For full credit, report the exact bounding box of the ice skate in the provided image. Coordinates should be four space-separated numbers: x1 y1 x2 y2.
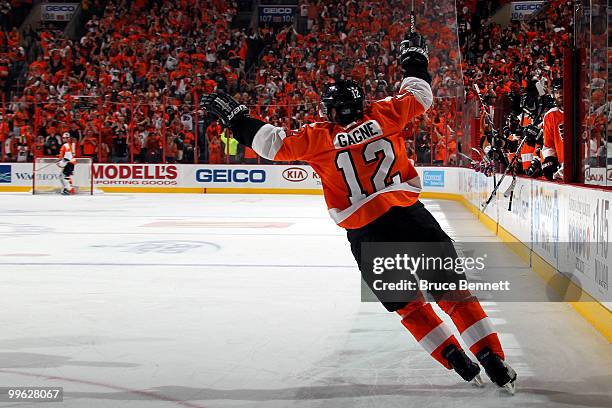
476 347 517 395
442 344 484 387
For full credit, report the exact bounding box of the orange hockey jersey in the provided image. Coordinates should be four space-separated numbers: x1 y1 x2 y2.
516 114 536 172
542 107 564 164
59 142 77 164
251 77 433 229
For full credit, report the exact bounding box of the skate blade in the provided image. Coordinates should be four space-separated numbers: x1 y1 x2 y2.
501 380 516 395
471 374 485 388
501 362 517 395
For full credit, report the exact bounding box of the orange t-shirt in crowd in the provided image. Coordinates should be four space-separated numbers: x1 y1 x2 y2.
208 137 222 164
81 137 98 156
249 78 432 229
13 111 27 127
183 131 195 146
435 141 446 162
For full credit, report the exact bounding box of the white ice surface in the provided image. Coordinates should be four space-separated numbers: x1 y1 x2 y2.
0 194 610 408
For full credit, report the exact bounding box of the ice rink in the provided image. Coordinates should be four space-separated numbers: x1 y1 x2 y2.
0 193 610 408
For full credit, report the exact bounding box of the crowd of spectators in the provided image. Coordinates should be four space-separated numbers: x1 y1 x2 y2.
0 0 32 103
0 0 576 167
2 0 252 163
1 0 467 165
247 0 464 164
459 0 572 112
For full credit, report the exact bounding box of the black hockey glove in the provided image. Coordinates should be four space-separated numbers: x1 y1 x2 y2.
201 93 249 128
400 33 429 68
399 33 430 82
514 159 525 175
505 138 518 152
503 125 512 139
541 156 559 181
526 156 542 178
523 125 541 147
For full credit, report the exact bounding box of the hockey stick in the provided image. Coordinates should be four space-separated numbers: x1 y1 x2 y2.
473 85 498 131
472 85 515 154
473 84 503 187
458 151 485 171
481 139 524 211
503 176 517 198
504 102 527 206
481 121 524 211
410 1 416 34
458 151 477 167
471 147 492 164
472 83 520 211
482 95 546 212
504 173 517 211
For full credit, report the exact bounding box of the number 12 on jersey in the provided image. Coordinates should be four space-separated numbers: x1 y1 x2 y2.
335 138 401 206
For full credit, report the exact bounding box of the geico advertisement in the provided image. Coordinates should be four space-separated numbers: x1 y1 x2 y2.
190 165 321 188
90 164 322 189
93 164 179 186
195 167 266 184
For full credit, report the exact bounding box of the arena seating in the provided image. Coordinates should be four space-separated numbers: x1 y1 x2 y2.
0 0 573 168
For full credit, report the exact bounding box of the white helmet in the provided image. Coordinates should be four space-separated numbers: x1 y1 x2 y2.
62 132 70 139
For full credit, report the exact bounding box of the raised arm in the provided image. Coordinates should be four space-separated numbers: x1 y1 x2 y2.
201 93 312 162
370 31 433 129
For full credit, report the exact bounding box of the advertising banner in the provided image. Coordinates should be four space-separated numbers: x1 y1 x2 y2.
258 5 297 25
511 1 545 20
1 163 35 186
0 164 11 183
422 170 446 188
0 163 324 191
41 3 79 21
188 165 321 190
555 183 610 307
531 181 561 266
497 176 532 244
94 164 180 187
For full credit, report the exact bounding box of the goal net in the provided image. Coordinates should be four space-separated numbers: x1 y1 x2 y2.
32 157 94 195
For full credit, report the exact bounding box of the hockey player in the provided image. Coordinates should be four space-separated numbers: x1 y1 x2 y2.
203 32 517 393
58 132 77 195
541 79 564 180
